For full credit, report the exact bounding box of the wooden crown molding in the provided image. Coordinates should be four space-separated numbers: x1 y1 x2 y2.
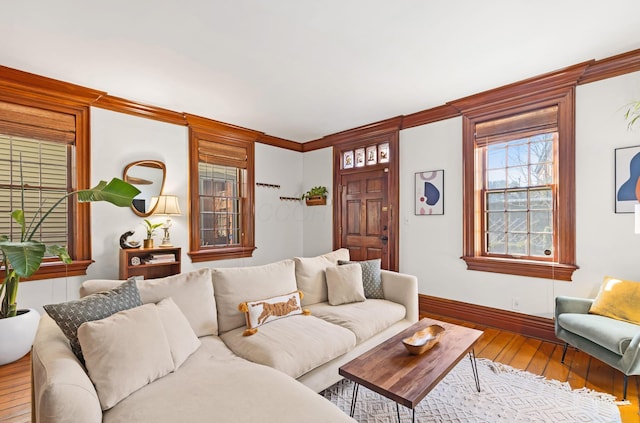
0 65 104 106
185 113 264 142
93 94 187 126
449 62 591 115
402 104 460 130
303 116 403 151
579 48 640 85
2 48 639 152
257 134 303 152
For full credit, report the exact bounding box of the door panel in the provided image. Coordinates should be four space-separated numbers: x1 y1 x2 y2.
340 169 389 269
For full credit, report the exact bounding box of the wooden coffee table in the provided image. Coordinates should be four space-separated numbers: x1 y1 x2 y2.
338 317 483 422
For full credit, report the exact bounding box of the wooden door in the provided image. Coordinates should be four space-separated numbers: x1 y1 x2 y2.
340 169 391 269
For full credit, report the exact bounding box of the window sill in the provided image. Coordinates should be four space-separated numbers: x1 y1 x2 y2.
188 246 256 263
1 260 94 282
461 256 577 281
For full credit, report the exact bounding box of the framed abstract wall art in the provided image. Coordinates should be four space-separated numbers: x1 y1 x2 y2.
415 170 444 215
614 145 640 213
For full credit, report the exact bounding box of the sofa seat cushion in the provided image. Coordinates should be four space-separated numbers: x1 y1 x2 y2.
307 299 406 344
558 313 640 355
103 347 355 423
219 315 356 379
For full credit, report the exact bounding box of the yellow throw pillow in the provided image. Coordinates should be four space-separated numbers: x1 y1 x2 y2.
238 290 309 336
588 276 640 325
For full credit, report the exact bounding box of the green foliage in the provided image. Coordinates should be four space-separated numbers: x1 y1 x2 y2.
625 100 640 130
0 178 140 318
143 219 164 239
301 186 329 200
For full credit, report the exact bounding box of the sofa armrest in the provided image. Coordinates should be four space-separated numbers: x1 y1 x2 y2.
32 316 102 423
555 296 594 320
380 270 418 323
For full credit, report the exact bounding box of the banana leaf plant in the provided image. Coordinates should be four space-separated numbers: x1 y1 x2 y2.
625 100 640 129
0 178 140 318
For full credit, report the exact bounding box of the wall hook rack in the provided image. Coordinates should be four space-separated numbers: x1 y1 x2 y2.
279 196 302 201
256 182 280 189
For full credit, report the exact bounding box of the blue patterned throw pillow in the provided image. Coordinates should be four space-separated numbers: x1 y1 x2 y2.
338 259 384 299
44 278 142 363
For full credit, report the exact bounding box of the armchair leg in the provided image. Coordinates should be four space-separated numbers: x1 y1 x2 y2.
561 343 568 364
623 375 628 401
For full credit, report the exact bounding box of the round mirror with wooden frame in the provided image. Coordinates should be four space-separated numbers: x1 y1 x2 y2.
123 160 166 217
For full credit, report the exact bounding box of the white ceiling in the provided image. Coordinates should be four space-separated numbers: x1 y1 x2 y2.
2 1 640 142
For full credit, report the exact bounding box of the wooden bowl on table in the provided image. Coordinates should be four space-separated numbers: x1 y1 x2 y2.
402 324 445 355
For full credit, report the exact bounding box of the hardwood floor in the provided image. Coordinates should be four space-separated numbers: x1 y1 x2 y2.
0 353 31 423
1 313 637 422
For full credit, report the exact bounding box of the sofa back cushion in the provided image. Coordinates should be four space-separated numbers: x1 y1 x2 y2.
80 268 218 337
78 303 175 410
211 259 298 334
294 249 350 306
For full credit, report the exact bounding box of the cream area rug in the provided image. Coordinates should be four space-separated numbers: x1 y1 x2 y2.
322 358 621 422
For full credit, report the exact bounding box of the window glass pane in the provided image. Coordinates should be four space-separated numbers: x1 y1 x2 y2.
530 138 553 164
198 161 242 248
507 141 528 166
529 163 553 186
487 212 505 232
530 189 552 210
486 169 506 189
507 166 528 188
507 211 527 233
507 233 527 255
487 147 506 169
530 210 552 233
487 232 506 254
486 192 504 211
506 191 527 210
530 233 552 257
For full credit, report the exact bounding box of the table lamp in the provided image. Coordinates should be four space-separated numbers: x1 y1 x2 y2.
151 195 182 247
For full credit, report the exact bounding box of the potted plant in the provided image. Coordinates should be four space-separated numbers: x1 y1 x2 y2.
301 186 328 206
0 177 140 365
142 219 163 248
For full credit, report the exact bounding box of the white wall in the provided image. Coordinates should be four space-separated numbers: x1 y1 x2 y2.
16 71 640 321
302 147 334 256
17 109 304 313
399 71 640 318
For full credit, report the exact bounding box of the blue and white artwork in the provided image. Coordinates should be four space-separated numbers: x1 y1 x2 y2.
615 146 640 213
415 170 444 215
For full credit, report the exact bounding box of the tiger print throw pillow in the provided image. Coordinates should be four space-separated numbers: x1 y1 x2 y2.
237 290 309 336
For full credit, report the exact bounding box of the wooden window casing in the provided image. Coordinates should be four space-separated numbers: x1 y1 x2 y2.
0 97 93 281
460 87 578 281
186 115 257 262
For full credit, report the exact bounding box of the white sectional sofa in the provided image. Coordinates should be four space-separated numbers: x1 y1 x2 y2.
31 249 418 423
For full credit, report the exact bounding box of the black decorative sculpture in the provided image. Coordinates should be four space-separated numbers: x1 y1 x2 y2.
119 231 141 249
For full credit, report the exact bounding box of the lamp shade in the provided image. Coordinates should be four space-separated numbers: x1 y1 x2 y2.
151 195 182 216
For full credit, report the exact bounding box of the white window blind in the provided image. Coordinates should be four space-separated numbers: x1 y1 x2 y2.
0 135 70 248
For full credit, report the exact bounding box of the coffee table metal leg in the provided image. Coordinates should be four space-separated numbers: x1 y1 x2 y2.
350 383 359 417
468 349 481 392
396 403 400 422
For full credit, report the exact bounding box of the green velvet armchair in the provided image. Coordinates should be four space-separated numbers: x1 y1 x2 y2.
555 295 640 400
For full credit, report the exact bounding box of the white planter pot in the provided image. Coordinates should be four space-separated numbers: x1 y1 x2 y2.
0 308 40 366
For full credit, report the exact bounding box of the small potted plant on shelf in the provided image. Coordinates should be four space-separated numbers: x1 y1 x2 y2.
0 175 139 365
142 219 163 248
301 186 328 206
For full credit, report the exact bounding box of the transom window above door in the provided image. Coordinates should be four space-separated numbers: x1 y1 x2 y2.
341 142 389 169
